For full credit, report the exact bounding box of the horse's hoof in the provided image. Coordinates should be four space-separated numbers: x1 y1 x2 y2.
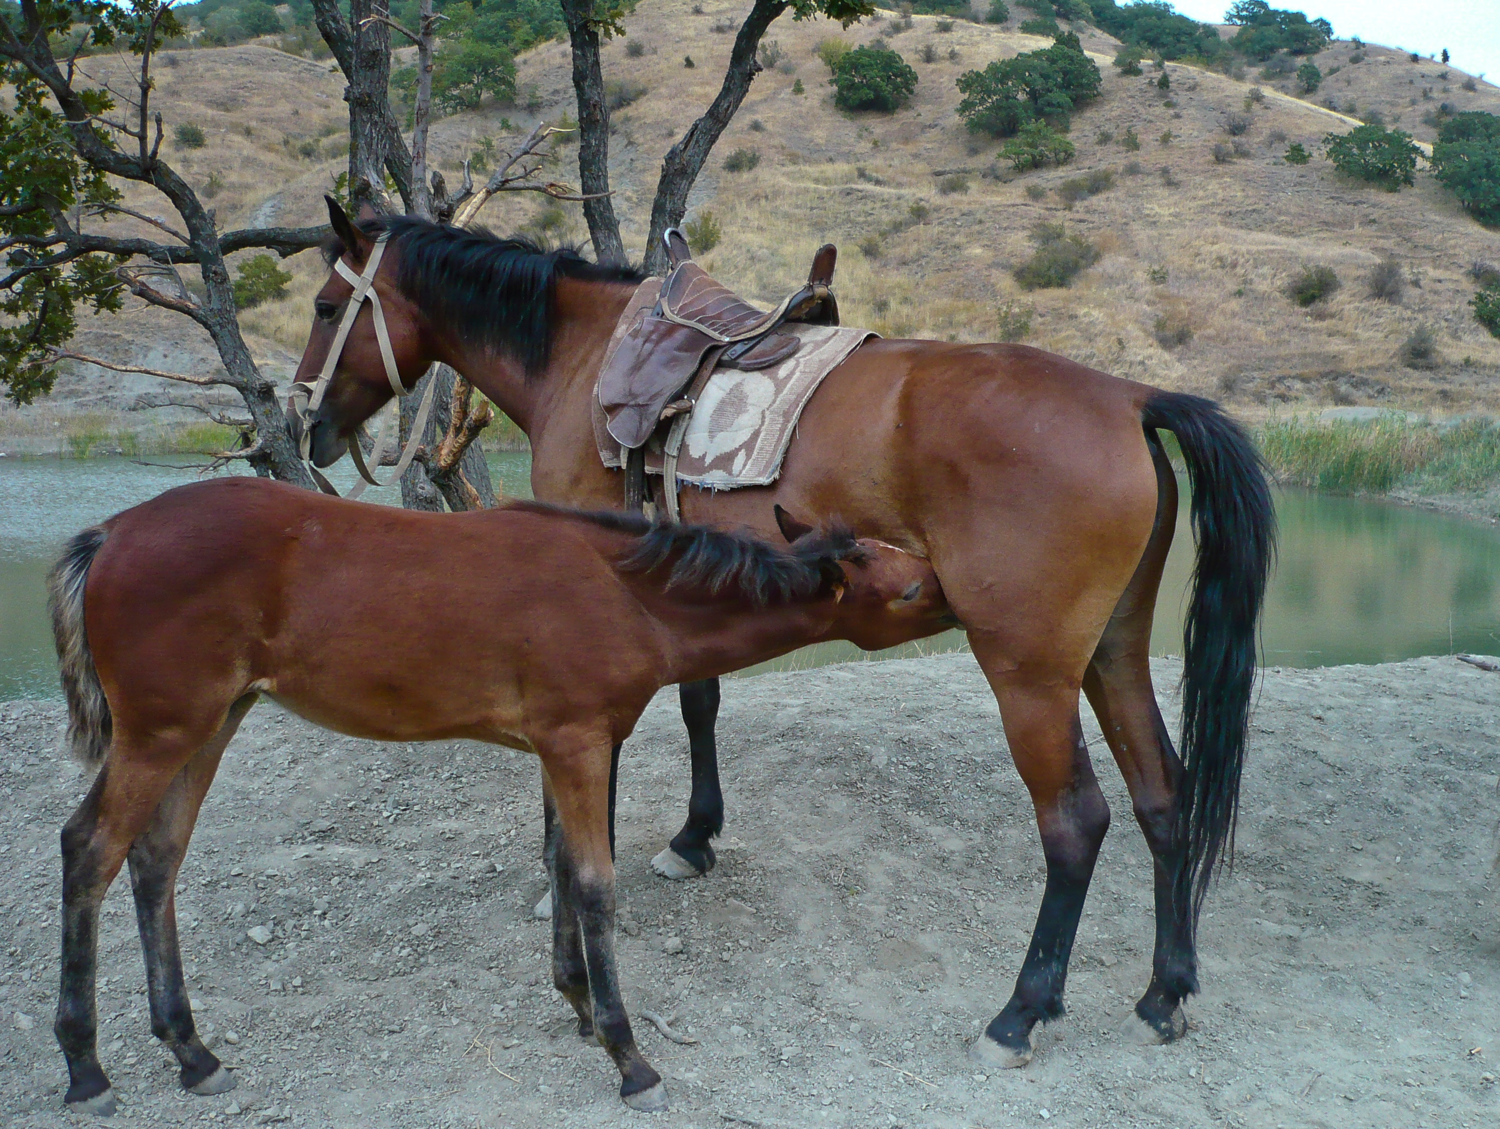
968 1033 1031 1069
1124 1005 1187 1046
650 848 705 881
533 890 553 919
186 1065 236 1096
66 1088 117 1117
622 1080 670 1112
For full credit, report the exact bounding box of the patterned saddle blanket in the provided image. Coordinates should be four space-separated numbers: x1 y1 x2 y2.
592 278 875 488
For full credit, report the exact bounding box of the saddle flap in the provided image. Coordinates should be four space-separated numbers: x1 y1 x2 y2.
598 315 718 450
721 332 801 371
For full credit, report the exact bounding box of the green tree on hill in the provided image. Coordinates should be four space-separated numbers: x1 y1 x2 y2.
1431 112 1500 226
1084 1 1226 62
832 44 918 112
957 31 1101 137
1323 123 1421 191
1225 3 1332 60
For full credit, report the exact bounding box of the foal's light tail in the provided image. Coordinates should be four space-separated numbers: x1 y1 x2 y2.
1141 391 1276 937
48 527 112 769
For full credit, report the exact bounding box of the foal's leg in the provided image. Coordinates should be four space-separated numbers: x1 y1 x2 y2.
968 653 1111 1069
652 679 723 880
56 734 217 1114
542 776 592 1039
543 745 667 1112
533 741 621 922
127 697 254 1096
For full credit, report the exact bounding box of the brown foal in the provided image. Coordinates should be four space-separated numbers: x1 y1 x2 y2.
295 205 1276 1071
48 479 949 1115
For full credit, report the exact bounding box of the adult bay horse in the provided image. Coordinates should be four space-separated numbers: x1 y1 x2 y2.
295 205 1276 1068
48 478 947 1115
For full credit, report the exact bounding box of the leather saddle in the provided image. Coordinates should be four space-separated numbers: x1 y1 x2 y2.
598 229 839 453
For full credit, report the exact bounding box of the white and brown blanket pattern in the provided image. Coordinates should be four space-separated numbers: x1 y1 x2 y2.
592 279 876 488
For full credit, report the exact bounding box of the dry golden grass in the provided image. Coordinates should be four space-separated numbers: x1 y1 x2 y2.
27 8 1500 430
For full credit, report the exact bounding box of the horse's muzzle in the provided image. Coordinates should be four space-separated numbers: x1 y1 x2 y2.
306 415 349 468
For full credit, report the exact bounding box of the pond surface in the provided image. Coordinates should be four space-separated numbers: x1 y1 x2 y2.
3 455 1499 699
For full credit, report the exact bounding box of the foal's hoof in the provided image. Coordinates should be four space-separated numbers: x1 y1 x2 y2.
622 1079 670 1112
66 1088 117 1117
533 890 553 920
1124 1005 1188 1046
186 1065 237 1096
968 1033 1032 1070
650 847 709 881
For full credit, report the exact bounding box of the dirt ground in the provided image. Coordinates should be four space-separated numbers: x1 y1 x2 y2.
2 652 1498 1129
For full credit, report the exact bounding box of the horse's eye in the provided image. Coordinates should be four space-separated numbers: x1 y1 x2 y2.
315 300 339 322
899 581 923 603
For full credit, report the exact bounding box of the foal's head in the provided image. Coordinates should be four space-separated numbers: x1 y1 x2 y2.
292 199 641 467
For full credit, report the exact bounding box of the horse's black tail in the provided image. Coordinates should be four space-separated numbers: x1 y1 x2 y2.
48 527 112 769
1141 391 1276 935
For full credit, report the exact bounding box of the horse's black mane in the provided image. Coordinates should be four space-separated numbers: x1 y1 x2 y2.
508 502 869 606
323 215 645 377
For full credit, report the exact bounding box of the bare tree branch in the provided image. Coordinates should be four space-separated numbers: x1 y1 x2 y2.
46 347 229 387
89 202 190 244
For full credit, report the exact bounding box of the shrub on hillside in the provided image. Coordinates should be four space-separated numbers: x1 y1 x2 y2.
723 148 760 173
232 255 292 310
996 300 1032 341
684 211 722 255
956 31 1101 138
1367 259 1405 302
1287 264 1340 307
605 79 648 112
1224 112 1252 137
1055 167 1114 205
1284 141 1310 164
1019 15 1061 37
625 39 646 58
1323 124 1421 191
999 119 1076 169
1013 222 1099 290
1431 112 1500 226
1398 325 1441 369
1153 308 1194 348
938 173 970 195
986 0 1010 22
174 123 206 149
833 45 918 113
1473 284 1500 338
1296 61 1321 93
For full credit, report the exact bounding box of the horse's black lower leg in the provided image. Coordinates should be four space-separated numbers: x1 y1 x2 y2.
544 791 592 1037
128 849 230 1094
56 781 115 1115
654 679 723 880
573 868 666 1111
972 703 1110 1069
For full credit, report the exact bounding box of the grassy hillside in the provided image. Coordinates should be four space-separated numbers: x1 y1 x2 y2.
8 2 1500 454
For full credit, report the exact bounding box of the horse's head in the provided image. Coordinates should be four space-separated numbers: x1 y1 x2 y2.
291 198 433 467
773 506 955 649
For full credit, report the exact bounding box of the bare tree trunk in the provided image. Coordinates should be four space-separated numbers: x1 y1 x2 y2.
642 0 787 275
558 0 626 264
314 0 414 210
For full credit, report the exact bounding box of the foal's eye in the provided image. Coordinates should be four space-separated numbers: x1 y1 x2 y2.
899 581 923 603
315 300 339 322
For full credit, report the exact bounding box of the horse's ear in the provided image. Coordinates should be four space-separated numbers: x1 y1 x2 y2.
325 195 372 261
773 504 815 544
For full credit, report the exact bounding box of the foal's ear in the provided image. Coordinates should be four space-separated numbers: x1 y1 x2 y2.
773 504 816 543
325 195 373 262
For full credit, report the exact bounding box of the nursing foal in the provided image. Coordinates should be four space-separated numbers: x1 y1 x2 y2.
48 478 948 1115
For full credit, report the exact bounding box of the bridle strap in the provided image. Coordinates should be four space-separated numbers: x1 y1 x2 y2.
291 232 436 500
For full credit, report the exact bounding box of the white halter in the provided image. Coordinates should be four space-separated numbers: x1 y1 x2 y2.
290 233 437 501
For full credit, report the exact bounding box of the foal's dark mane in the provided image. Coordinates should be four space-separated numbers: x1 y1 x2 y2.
323 215 645 376
508 502 869 606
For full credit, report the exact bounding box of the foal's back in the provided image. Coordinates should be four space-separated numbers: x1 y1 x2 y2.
83 478 663 749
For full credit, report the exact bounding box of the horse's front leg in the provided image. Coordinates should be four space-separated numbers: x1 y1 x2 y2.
651 678 723 880
542 742 667 1112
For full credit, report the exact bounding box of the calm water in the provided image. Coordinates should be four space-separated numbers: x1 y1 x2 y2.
2 455 1499 699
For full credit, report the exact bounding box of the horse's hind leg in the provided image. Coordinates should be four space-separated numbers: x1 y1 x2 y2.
652 679 723 880
968 651 1111 1069
56 719 232 1115
127 695 255 1096
1082 430 1194 1043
